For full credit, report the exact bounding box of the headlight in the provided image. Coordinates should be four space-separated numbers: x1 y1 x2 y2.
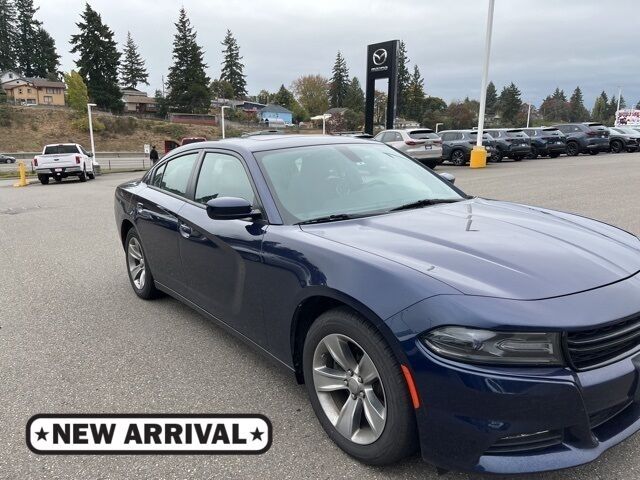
422 327 564 366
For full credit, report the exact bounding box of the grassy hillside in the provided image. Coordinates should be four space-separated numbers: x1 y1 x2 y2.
0 105 221 152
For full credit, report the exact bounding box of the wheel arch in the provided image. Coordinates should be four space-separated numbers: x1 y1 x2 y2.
120 219 135 249
289 287 407 384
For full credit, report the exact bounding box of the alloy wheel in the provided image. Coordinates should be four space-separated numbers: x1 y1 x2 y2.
127 237 146 289
451 150 465 166
312 333 386 445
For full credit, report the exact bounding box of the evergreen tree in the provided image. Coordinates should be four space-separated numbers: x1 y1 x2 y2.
272 84 295 110
591 91 609 123
636 100 640 110
0 0 17 71
485 81 498 115
329 51 349 108
404 65 425 121
568 86 589 122
165 8 211 113
396 41 410 117
344 77 365 113
14 0 41 76
497 82 523 125
219 29 247 99
32 27 60 78
70 4 123 112
120 31 148 88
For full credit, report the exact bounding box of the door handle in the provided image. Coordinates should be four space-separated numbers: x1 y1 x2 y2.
178 222 192 238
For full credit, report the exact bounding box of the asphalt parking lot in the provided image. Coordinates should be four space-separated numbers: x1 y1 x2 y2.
1 152 639 479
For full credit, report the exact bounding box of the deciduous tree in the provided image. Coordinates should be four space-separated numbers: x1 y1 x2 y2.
291 74 329 116
64 70 88 113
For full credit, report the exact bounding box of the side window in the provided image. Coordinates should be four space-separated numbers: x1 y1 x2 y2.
380 132 392 143
151 163 167 187
158 152 199 196
194 152 256 205
454 132 464 141
392 132 403 142
373 132 384 141
440 133 450 141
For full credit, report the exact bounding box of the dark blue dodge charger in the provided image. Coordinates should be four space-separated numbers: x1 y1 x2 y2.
114 135 640 474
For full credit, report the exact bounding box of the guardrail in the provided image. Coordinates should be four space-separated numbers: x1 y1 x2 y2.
0 155 152 174
4 151 148 160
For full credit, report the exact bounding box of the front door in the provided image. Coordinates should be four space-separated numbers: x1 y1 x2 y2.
178 151 267 342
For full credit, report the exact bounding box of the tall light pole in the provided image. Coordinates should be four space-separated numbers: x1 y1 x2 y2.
435 122 443 133
526 102 532 128
616 86 622 112
87 103 97 160
221 106 230 139
470 0 495 169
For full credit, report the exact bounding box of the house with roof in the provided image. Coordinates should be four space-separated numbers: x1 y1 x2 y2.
1 75 66 106
121 87 158 114
259 104 293 125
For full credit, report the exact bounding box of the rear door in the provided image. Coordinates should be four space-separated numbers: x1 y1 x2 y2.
383 131 405 151
177 150 267 341
134 150 200 295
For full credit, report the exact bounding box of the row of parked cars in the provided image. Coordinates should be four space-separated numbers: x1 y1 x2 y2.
371 123 640 168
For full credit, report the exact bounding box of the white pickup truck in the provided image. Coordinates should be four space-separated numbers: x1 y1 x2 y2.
33 143 97 184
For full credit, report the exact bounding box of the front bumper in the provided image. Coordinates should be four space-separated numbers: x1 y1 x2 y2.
409 344 640 474
386 273 640 474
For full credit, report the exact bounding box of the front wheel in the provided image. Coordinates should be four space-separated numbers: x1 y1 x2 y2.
492 149 504 162
610 140 624 154
125 229 161 300
566 142 579 156
303 307 417 465
87 170 95 180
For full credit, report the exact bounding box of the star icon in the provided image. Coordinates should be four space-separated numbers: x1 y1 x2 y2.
250 428 263 441
35 427 49 441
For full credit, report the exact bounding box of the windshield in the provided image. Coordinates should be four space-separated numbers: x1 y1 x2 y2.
256 143 464 224
44 145 79 155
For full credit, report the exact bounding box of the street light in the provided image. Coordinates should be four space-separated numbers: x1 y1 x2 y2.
435 122 444 133
470 0 495 169
526 102 532 128
221 105 230 139
310 114 332 134
87 103 97 163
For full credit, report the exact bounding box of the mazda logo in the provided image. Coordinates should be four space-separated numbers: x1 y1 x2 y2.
372 49 387 66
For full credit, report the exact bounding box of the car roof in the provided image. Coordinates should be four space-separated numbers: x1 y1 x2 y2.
166 135 374 156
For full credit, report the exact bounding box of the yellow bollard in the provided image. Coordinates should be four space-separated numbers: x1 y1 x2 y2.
469 145 487 169
13 161 28 187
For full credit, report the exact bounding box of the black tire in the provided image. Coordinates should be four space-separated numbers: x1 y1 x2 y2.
38 175 49 185
303 307 417 466
566 141 579 156
549 152 561 158
513 155 523 162
588 150 599 155
124 228 161 300
87 170 95 179
78 167 87 182
492 148 504 162
610 140 624 154
527 146 538 159
450 149 466 166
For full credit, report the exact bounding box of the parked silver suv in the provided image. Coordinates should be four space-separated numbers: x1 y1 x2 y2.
373 128 443 169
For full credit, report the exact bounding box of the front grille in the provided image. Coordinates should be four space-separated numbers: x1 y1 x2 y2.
566 313 640 370
485 430 563 455
589 401 633 429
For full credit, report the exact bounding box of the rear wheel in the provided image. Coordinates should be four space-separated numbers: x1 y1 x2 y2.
38 175 49 185
125 229 161 300
303 307 417 465
451 149 466 166
566 141 579 156
78 166 87 182
610 140 624 154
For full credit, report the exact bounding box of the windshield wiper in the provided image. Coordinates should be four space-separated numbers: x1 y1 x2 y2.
296 213 357 225
390 198 463 212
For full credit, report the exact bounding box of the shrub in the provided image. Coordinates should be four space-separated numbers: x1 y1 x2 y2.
72 115 105 133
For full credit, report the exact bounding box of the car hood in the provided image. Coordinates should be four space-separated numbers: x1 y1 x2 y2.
300 198 640 300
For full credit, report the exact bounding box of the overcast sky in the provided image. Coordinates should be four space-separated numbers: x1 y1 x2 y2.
38 0 639 108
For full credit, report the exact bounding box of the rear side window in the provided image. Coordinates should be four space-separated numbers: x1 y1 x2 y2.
157 152 199 197
44 145 79 155
194 153 256 205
